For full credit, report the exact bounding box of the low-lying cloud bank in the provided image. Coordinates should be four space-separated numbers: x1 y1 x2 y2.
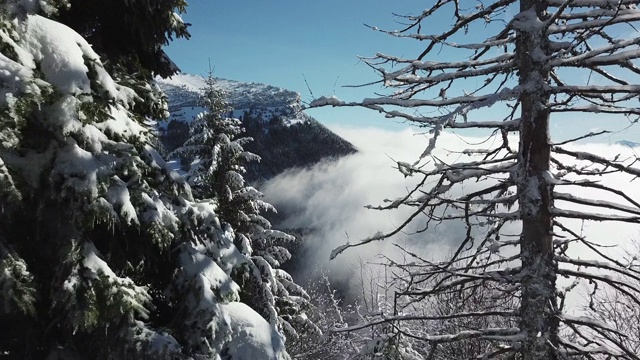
262 126 640 290
262 127 453 281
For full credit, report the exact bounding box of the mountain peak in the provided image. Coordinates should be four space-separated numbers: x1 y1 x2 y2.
157 73 357 182
156 73 303 123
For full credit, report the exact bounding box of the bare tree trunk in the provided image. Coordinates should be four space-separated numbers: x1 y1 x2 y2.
516 1 558 358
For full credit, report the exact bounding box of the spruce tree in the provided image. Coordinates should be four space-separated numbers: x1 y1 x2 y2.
172 75 318 347
0 1 291 358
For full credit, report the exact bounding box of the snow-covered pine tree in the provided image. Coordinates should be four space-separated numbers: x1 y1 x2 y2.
312 1 640 358
171 75 318 348
0 1 290 359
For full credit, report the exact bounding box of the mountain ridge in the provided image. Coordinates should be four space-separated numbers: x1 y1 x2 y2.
156 73 357 182
158 74 305 122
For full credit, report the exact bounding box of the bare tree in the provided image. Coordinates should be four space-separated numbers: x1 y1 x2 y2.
286 266 396 360
311 0 640 358
332 251 520 359
588 240 640 355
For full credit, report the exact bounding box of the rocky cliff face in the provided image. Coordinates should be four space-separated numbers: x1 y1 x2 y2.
156 74 356 182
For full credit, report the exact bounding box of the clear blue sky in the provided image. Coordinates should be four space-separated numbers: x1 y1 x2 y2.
164 0 429 130
164 1 640 142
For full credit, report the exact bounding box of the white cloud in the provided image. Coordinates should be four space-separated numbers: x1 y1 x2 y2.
263 126 640 306
263 127 432 281
263 127 509 280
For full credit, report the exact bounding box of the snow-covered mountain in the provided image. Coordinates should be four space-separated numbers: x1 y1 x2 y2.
157 74 308 126
156 73 356 182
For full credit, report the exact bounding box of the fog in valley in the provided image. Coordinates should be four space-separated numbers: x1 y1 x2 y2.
264 126 640 307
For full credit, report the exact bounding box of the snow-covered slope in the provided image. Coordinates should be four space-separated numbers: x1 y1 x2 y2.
157 73 310 127
156 73 356 182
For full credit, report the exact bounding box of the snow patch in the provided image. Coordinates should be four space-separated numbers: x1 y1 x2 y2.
221 302 289 360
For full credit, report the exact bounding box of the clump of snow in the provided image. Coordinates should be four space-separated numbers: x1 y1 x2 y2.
178 243 240 301
330 242 352 260
0 52 37 108
95 105 149 141
53 141 102 200
130 320 182 358
106 178 138 225
220 302 290 360
512 8 544 33
139 192 179 232
22 15 136 105
22 15 92 94
309 95 344 107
